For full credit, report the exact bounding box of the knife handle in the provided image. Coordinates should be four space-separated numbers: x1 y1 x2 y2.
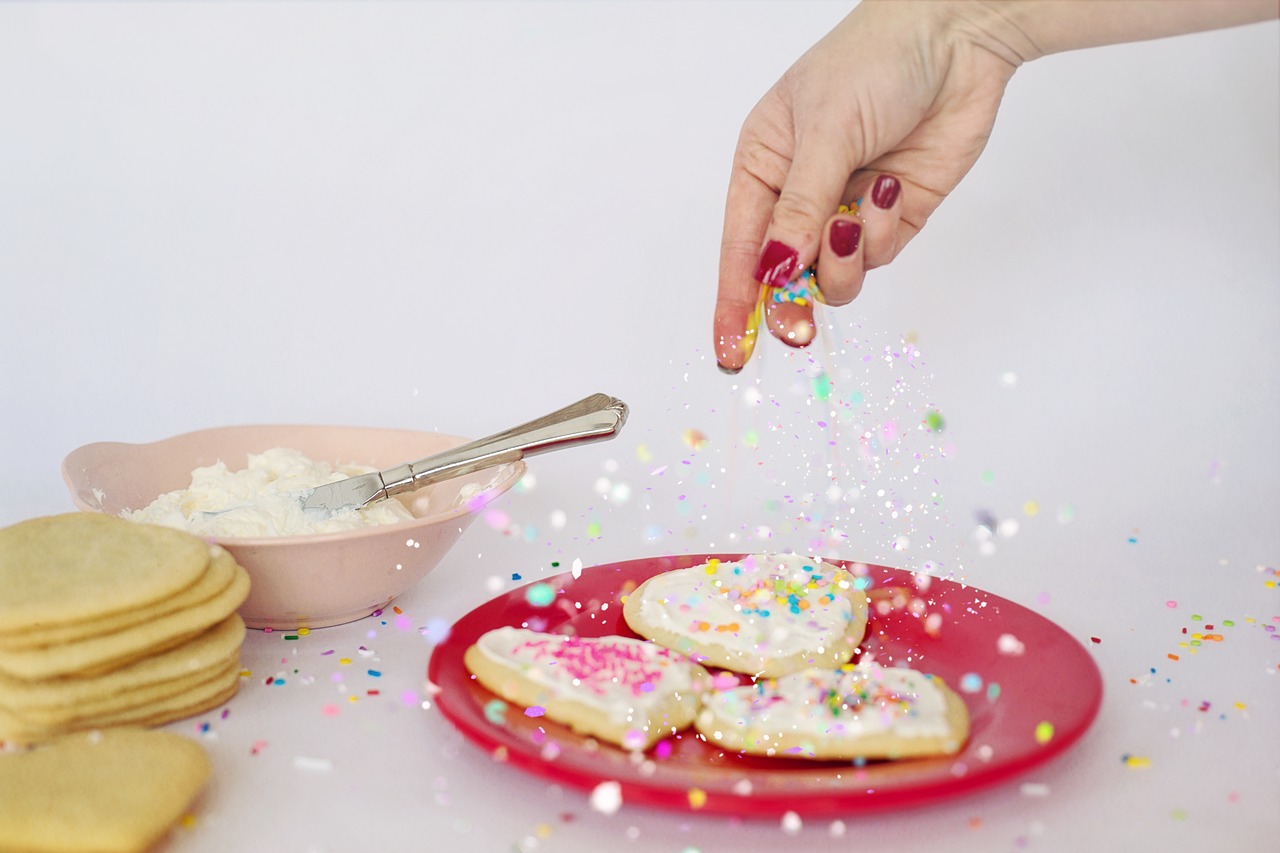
378 393 628 497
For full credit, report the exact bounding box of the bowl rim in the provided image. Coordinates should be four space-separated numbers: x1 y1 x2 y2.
61 423 527 547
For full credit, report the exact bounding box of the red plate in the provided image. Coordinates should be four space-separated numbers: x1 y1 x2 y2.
428 554 1103 816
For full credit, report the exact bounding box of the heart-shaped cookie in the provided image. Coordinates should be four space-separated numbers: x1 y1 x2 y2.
696 662 970 759
0 727 210 852
623 554 868 677
465 627 709 750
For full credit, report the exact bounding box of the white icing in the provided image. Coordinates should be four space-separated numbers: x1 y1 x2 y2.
474 627 698 728
123 447 414 537
704 662 953 742
634 554 855 667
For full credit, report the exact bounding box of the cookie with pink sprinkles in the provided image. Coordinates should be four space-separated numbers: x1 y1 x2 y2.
464 627 709 750
622 554 869 678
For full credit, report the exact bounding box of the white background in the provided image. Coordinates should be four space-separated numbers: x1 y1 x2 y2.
1 2 1276 851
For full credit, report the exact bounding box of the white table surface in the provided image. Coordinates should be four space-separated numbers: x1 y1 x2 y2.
1 2 1277 851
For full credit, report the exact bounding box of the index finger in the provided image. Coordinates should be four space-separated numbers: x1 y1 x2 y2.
713 163 777 373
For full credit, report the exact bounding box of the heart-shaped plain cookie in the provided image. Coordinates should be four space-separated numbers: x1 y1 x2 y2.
0 728 210 853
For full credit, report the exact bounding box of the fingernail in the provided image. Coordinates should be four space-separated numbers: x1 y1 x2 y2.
754 239 800 288
717 363 743 375
871 175 900 209
829 220 861 257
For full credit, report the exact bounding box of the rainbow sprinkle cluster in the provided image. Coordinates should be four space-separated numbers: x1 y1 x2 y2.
771 268 822 307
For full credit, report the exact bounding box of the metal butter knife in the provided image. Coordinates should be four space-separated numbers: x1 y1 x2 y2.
298 393 628 516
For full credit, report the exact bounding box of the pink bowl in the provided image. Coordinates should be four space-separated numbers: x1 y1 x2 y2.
61 425 525 630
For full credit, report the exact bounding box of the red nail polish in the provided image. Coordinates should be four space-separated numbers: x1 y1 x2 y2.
754 239 800 287
872 175 900 209
829 220 861 257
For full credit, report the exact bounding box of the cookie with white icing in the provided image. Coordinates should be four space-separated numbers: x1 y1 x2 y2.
464 627 709 750
622 554 868 677
696 662 970 760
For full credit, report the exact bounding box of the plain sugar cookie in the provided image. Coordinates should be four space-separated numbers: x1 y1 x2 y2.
0 727 211 853
0 513 212 633
623 554 868 677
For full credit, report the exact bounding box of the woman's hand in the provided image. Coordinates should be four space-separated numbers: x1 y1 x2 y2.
714 0 1024 371
713 0 1277 372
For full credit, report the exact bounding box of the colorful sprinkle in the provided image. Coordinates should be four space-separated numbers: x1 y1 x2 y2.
483 699 508 725
525 583 556 607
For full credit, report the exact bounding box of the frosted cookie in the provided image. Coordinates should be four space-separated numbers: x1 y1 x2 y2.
0 560 249 680
623 554 868 677
0 513 212 633
0 728 210 852
464 627 709 750
696 662 970 760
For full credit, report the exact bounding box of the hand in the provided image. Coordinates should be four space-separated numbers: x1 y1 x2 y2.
713 0 1023 371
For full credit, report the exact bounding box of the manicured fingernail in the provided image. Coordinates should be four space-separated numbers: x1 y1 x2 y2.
871 175 900 209
829 220 861 257
753 239 800 288
717 363 743 375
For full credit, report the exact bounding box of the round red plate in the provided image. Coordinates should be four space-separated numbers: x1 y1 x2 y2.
428 554 1103 816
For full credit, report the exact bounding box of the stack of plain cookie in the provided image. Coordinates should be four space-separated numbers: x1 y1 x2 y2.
0 513 249 744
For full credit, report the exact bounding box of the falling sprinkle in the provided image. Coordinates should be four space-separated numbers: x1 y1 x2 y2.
525 583 556 607
813 372 832 401
682 429 708 451
1034 721 1055 744
924 410 945 432
590 781 623 815
525 706 546 718
997 633 1025 656
1123 754 1152 768
959 673 983 693
483 699 508 725
687 787 707 809
781 811 803 835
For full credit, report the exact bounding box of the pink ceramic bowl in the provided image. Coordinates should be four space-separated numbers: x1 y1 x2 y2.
62 425 524 630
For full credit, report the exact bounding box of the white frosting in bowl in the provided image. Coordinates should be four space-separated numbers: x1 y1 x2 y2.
123 447 414 537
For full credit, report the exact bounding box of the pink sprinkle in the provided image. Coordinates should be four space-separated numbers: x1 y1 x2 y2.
250 740 268 755
525 706 546 717
321 703 340 717
1166 601 1178 608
